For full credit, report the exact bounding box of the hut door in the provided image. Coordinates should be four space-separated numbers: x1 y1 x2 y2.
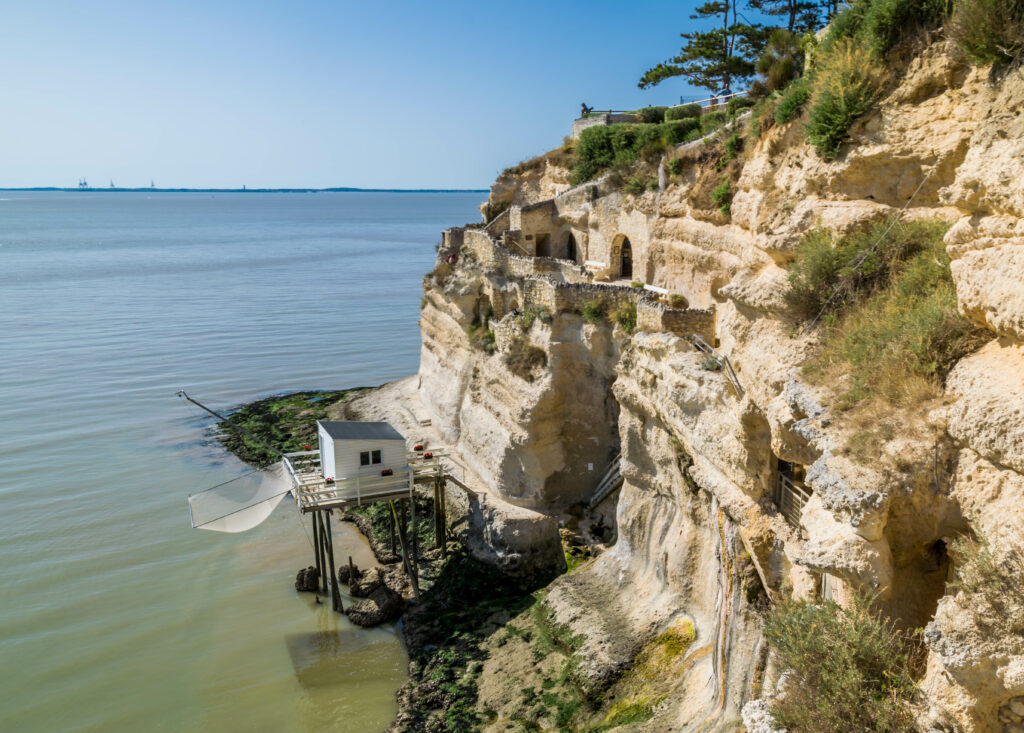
621 240 633 278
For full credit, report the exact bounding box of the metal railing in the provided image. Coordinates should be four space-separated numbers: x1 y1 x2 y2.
775 472 812 528
588 453 624 509
690 334 745 399
579 91 748 120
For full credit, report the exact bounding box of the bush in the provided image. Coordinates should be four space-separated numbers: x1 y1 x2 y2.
519 305 552 330
727 95 756 115
666 103 702 120
764 595 918 732
663 118 699 143
794 220 987 405
667 157 685 176
572 123 673 184
636 105 668 123
949 537 1024 647
711 178 732 216
860 0 949 57
613 303 637 333
775 78 810 125
668 293 688 308
806 39 883 159
630 280 644 288
701 355 722 371
580 300 604 324
571 126 616 184
624 174 647 195
700 110 727 134
948 0 1024 65
504 338 547 381
724 133 743 161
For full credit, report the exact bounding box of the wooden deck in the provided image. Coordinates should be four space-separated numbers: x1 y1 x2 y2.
282 450 448 512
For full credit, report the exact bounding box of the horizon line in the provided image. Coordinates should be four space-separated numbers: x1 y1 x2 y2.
0 186 489 194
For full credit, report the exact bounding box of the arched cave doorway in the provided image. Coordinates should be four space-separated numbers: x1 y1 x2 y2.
620 238 633 279
565 232 577 263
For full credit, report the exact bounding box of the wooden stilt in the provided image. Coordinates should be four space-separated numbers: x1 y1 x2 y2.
388 507 396 557
390 500 419 599
439 477 448 560
433 479 442 550
323 511 342 613
311 512 323 589
316 512 328 594
348 555 356 586
410 494 419 589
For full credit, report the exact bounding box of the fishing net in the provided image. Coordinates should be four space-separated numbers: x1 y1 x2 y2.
187 461 293 533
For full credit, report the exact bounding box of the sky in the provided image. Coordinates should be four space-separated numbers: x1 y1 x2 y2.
0 1 722 189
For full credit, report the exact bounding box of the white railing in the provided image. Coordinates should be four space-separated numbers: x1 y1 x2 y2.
775 473 812 528
588 453 624 509
691 334 744 398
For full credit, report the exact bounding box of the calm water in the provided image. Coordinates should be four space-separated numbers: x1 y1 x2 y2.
0 191 482 732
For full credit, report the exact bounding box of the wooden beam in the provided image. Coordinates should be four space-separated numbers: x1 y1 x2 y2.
323 511 343 613
410 495 419 590
311 512 323 592
390 500 419 599
316 511 328 594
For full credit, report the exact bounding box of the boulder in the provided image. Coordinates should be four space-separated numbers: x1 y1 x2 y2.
294 566 319 593
337 562 362 585
345 585 407 627
350 566 384 598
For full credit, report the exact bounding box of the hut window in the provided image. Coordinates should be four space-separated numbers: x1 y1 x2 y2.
360 450 383 466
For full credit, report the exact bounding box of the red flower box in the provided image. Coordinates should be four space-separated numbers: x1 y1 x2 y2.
423 452 433 459
414 444 424 451
381 468 394 476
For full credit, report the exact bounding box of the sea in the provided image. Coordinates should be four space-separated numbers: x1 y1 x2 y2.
0 190 484 732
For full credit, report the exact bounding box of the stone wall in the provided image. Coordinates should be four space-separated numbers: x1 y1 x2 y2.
637 299 715 341
462 228 590 283
572 112 639 140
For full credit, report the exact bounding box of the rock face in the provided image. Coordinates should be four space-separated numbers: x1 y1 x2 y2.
294 566 319 593
346 585 406 627
415 38 1024 731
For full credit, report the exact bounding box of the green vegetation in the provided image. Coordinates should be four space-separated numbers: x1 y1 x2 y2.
700 110 727 134
950 537 1024 645
723 132 743 162
636 105 669 123
789 220 986 406
630 280 644 289
665 103 702 120
666 157 685 176
948 0 1024 65
668 293 688 308
764 594 918 732
518 305 552 330
805 38 884 159
214 389 358 466
347 492 437 558
774 77 810 125
581 300 605 324
504 337 548 381
701 355 723 371
613 303 638 333
623 174 649 196
571 120 701 185
711 177 733 215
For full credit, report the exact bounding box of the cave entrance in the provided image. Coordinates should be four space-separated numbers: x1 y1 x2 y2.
620 239 633 279
535 233 551 257
565 232 577 263
775 458 811 528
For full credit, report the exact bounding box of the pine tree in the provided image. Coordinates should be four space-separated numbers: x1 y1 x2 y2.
749 0 823 33
639 0 766 94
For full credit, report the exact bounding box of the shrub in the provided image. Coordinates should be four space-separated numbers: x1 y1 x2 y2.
700 110 727 134
795 220 987 405
724 132 743 160
753 29 806 97
613 303 637 333
504 337 547 381
663 118 699 143
580 300 604 324
630 280 644 288
949 536 1024 647
749 94 780 137
948 0 1024 65
624 174 647 195
633 124 666 159
637 105 668 123
647 178 659 191
711 178 732 216
775 78 810 125
701 355 722 371
666 103 702 120
806 39 883 159
519 305 552 331
727 95 756 115
668 293 688 308
571 126 616 184
667 157 684 176
764 595 918 732
860 0 949 57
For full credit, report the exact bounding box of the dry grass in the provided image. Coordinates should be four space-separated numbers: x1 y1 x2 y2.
504 337 547 381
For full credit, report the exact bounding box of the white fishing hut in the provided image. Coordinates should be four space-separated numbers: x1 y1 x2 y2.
317 420 407 481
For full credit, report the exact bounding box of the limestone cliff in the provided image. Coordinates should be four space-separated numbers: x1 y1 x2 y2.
413 38 1024 732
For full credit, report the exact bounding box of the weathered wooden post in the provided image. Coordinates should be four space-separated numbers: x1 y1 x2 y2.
323 511 342 613
439 477 448 560
316 511 328 594
410 494 419 588
311 512 323 589
433 478 442 550
389 500 419 599
348 555 356 586
388 508 396 557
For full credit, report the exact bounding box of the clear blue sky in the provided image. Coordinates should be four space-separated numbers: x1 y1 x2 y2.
0 1 719 189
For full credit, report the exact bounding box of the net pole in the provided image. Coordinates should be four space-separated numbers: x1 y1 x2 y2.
323 512 342 613
316 512 328 595
311 513 323 592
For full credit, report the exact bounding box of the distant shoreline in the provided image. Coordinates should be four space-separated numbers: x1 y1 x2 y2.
0 186 488 194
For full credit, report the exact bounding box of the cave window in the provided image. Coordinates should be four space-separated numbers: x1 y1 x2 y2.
775 457 811 528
